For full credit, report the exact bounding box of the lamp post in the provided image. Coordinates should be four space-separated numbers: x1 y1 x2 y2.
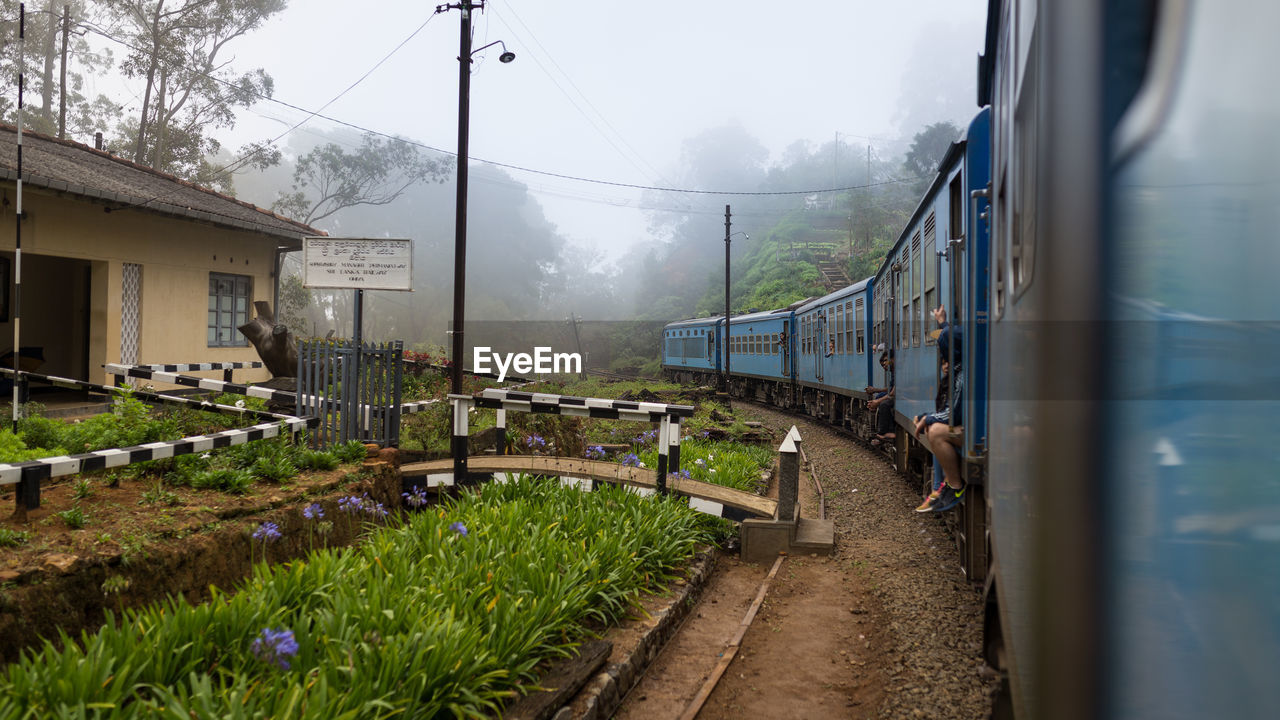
440 0 513 484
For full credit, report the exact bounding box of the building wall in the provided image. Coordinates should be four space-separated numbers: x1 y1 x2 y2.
0 185 279 386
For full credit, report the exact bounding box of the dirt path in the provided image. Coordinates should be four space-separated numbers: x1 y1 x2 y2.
616 404 996 719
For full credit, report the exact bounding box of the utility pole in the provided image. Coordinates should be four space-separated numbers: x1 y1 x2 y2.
723 205 731 400
447 0 476 486
865 144 872 253
568 312 586 379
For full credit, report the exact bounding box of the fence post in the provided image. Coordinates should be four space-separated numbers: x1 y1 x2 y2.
777 431 799 522
669 415 681 478
495 408 507 455
656 416 670 494
450 394 472 485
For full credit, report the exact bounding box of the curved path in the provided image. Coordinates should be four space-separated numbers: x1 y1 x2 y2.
616 404 997 719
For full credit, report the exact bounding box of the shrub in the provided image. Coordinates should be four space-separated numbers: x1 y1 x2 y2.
0 528 30 547
332 440 368 464
56 504 87 529
16 415 66 453
192 468 254 495
293 449 340 472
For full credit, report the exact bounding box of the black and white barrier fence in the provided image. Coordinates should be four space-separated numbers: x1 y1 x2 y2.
3 367 290 426
461 387 695 493
105 363 295 405
139 361 264 383
3 417 315 511
2 364 317 511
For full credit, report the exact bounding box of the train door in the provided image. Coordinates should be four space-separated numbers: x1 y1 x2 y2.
780 319 790 377
814 312 825 382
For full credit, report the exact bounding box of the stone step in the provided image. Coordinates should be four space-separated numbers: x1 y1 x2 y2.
791 517 835 555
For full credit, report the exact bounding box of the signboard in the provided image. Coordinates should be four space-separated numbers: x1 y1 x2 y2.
302 237 413 291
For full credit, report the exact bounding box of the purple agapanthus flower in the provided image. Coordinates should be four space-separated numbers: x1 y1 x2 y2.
668 468 692 480
251 627 299 670
337 495 364 513
525 434 547 450
584 445 605 460
449 521 468 537
302 503 324 520
621 453 641 467
365 502 388 519
402 486 428 508
251 521 282 542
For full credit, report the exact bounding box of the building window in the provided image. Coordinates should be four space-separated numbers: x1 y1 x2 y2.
209 273 251 347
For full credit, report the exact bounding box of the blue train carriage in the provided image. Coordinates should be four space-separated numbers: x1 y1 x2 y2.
660 316 722 385
978 3 1280 719
723 308 794 406
867 111 988 489
792 279 874 427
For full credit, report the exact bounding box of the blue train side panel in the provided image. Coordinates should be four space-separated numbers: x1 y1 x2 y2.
963 107 991 459
661 316 720 375
793 280 872 397
1103 6 1280 718
726 309 792 382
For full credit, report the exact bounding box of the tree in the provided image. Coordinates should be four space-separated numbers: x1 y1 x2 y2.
271 133 453 225
0 2 117 141
903 121 961 179
101 0 286 189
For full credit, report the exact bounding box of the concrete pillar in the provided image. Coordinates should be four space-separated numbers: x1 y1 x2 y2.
778 433 798 522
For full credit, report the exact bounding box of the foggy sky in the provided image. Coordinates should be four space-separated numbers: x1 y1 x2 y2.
114 1 988 261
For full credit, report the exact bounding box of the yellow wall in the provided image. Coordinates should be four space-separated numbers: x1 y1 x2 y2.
0 184 280 386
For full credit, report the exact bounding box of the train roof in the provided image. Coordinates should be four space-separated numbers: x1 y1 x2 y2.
794 277 873 314
664 315 723 330
873 107 988 284
728 307 792 325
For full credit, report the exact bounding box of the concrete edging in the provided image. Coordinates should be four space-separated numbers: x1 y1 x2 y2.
552 546 719 720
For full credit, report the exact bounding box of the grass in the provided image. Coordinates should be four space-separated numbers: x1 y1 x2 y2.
0 478 712 719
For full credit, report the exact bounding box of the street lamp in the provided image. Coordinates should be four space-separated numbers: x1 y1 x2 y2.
438 0 514 484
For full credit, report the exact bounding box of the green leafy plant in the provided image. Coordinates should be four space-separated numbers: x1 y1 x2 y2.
192 468 254 495
332 440 369 464
293 449 340 471
0 528 31 547
56 504 88 529
139 482 180 506
73 478 94 500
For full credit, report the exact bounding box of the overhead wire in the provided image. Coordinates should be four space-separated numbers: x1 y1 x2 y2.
486 0 674 189
74 20 921 200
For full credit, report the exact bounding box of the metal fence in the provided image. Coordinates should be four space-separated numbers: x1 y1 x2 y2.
296 339 404 448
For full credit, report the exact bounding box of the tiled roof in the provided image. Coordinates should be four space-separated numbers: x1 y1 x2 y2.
0 125 322 244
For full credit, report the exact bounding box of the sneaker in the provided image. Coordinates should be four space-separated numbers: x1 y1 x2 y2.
914 490 941 513
932 483 966 512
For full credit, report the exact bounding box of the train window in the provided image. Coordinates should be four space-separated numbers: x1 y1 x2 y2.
1011 27 1039 299
855 299 866 354
900 261 910 349
924 214 937 343
949 174 964 242
911 232 922 347
839 298 849 351
836 305 844 354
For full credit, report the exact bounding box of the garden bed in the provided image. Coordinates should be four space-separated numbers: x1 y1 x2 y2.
0 457 400 664
0 478 719 718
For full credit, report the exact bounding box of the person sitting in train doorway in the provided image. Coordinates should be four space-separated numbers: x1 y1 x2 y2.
914 356 950 512
825 337 835 358
915 308 965 512
867 351 896 445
